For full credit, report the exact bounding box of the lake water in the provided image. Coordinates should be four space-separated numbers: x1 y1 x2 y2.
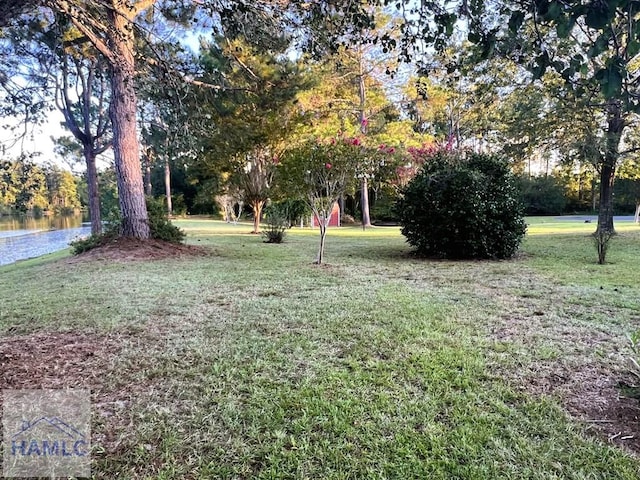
0 215 91 266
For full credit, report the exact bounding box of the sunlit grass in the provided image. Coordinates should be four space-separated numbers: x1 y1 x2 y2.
526 222 640 235
0 216 639 478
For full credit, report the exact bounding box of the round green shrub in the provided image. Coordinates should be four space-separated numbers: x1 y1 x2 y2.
146 196 185 244
395 151 526 259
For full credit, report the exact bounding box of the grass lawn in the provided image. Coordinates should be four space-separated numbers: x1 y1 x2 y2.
1 217 639 478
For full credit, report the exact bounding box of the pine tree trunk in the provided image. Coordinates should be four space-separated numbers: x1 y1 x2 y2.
108 7 149 239
164 158 172 215
596 101 624 235
84 145 102 236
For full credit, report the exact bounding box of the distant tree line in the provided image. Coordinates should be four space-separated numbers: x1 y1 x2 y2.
0 157 80 215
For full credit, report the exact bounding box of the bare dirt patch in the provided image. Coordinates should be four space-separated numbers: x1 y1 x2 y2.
566 373 640 454
66 237 212 263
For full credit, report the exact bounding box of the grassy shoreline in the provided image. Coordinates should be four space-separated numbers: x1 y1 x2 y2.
1 219 639 478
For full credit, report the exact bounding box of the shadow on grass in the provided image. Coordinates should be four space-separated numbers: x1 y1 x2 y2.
339 243 414 262
341 243 529 265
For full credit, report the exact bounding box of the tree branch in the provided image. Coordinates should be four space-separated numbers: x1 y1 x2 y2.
130 0 156 18
225 38 259 80
48 0 117 64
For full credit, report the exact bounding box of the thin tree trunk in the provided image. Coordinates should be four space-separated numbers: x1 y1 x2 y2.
164 158 172 216
108 8 149 239
144 147 153 196
144 164 152 196
361 177 371 228
596 101 624 235
597 162 616 233
224 202 231 223
317 222 327 264
236 201 243 225
84 145 101 236
634 202 640 224
252 200 264 233
358 52 371 228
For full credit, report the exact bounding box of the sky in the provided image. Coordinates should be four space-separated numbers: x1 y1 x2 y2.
0 23 203 173
1 109 68 166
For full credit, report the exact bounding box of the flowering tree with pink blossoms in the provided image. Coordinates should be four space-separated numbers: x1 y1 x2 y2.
278 137 366 264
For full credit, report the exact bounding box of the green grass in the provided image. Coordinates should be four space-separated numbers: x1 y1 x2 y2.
1 217 639 479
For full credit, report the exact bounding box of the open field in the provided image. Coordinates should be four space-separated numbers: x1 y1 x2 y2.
1 217 639 478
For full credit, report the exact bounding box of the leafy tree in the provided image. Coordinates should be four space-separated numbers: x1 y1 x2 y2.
234 149 276 234
194 37 310 232
460 0 640 235
0 159 19 208
554 162 598 213
43 163 80 212
403 52 510 153
1 14 112 234
517 175 567 216
295 43 421 225
278 137 364 264
0 156 82 213
54 29 111 234
12 157 48 213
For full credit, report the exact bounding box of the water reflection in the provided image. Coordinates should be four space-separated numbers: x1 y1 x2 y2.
0 214 86 233
0 214 91 266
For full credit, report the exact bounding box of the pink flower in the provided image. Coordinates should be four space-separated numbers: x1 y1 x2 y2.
352 138 361 146
387 147 395 154
445 135 455 151
325 163 332 169
361 117 368 127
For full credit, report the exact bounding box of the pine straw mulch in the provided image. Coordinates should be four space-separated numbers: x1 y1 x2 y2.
65 237 212 263
0 330 142 462
513 359 640 454
0 331 122 392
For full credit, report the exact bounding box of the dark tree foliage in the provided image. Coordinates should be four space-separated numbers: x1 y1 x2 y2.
0 1 40 27
517 175 567 216
396 151 527 259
